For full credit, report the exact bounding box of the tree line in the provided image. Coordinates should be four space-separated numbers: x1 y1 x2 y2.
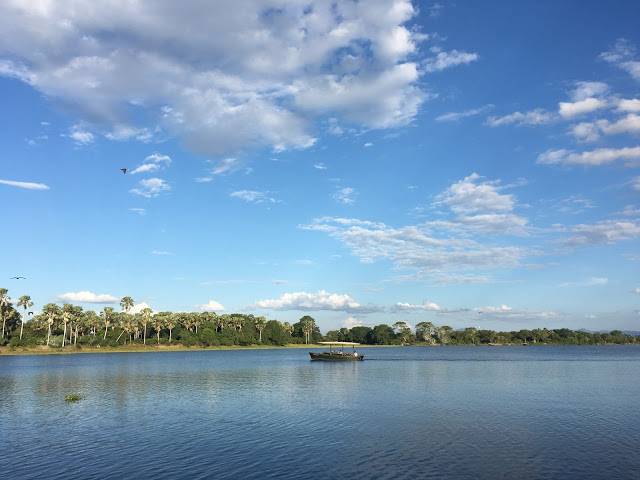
1 289 637 349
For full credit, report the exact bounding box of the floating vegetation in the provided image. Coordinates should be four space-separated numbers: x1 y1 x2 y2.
65 394 82 402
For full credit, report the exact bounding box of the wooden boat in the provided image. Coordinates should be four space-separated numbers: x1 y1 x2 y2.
309 341 364 361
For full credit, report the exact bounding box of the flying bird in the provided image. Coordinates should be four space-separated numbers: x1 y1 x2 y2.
10 276 26 279
28 311 33 315
121 168 128 174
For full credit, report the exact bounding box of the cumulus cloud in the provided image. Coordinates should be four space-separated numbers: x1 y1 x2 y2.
618 98 640 112
558 97 608 119
0 179 49 190
435 173 515 214
130 178 171 197
55 291 119 303
393 301 441 311
195 300 225 311
130 302 152 315
0 0 435 156
247 290 375 312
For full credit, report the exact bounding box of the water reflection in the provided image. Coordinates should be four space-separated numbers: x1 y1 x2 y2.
1 347 640 479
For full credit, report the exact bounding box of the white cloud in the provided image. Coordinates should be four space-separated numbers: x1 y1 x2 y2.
570 81 609 101
130 302 151 315
558 277 608 288
151 250 172 255
618 98 640 112
436 105 493 122
477 304 512 313
247 290 374 312
230 190 278 204
598 114 640 135
129 208 146 215
570 122 600 142
558 97 608 118
537 147 640 167
423 49 478 72
635 287 640 294
0 1 430 155
314 163 327 170
564 220 640 246
600 39 640 81
394 301 441 311
131 153 172 174
130 178 171 197
435 173 515 214
68 125 95 145
486 109 555 127
55 291 119 304
195 300 225 311
333 187 357 205
0 179 49 190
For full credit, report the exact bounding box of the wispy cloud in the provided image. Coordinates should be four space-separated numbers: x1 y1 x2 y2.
423 49 478 72
230 190 278 204
0 179 49 190
130 178 171 198
333 187 358 205
436 105 493 122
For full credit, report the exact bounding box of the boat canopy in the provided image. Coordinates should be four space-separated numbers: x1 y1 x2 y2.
318 341 360 346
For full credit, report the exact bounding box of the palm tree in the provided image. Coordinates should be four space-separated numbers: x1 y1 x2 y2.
166 313 177 342
72 305 83 344
17 295 34 340
42 303 60 346
255 316 266 343
120 296 134 314
0 288 10 339
153 314 165 344
140 307 153 345
61 304 73 347
103 307 114 339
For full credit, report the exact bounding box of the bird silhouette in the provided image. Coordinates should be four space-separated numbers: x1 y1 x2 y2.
28 311 33 315
121 168 128 174
10 276 26 279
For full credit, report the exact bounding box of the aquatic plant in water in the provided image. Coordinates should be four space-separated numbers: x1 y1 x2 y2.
65 394 81 402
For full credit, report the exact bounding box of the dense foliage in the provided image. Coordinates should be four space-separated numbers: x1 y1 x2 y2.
0 289 638 350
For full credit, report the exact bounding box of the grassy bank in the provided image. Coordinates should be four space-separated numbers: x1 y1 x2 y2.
0 343 323 356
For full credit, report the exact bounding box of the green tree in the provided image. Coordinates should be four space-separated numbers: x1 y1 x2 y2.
17 295 34 340
255 316 266 343
0 288 10 339
140 307 153 345
416 321 435 344
42 303 60 346
393 321 412 344
372 324 394 345
61 304 73 347
102 307 114 339
120 296 134 314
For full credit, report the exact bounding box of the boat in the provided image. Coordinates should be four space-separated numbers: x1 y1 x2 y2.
309 341 364 361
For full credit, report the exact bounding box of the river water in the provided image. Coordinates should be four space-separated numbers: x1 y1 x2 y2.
1 346 639 479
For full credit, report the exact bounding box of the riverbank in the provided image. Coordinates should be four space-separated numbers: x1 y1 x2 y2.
0 343 321 356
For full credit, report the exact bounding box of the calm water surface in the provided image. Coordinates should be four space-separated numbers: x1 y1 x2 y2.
1 346 639 479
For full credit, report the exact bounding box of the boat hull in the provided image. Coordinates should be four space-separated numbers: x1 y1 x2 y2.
309 352 364 361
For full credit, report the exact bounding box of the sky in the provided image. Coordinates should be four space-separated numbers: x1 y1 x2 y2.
1 1 639 333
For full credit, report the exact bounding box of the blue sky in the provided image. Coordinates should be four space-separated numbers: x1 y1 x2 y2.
1 1 639 333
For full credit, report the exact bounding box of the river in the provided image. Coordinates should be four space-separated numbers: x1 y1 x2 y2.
1 345 639 479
